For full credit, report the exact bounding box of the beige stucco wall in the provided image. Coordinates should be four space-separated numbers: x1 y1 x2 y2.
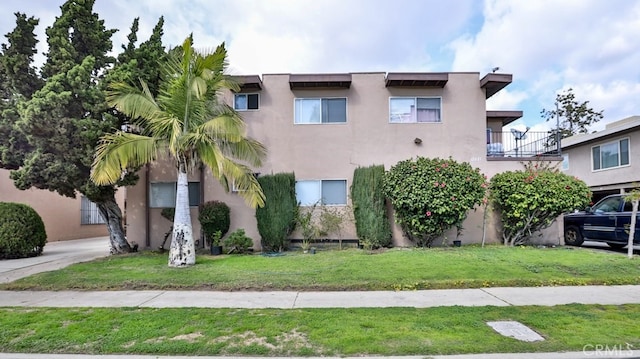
0 169 113 241
563 130 640 192
125 72 560 250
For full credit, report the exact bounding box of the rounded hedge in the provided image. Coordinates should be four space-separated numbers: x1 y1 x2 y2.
0 202 47 259
198 201 230 245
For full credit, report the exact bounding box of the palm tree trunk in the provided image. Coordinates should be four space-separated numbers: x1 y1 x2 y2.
628 199 638 259
168 164 195 267
96 196 133 254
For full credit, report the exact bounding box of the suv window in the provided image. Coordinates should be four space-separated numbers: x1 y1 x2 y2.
593 196 623 213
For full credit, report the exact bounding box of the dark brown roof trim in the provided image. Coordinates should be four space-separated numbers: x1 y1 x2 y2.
231 75 263 91
486 110 523 126
289 73 352 89
480 73 512 99
385 72 448 87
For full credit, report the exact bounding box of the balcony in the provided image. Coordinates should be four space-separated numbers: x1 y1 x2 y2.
486 130 561 159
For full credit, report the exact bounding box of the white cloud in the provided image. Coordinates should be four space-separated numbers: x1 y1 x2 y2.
450 0 640 129
568 81 640 131
486 88 528 110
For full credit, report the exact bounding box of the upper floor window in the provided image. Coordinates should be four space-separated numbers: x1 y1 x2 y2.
295 180 347 206
592 138 629 171
234 93 259 111
149 182 200 208
294 98 347 124
389 97 441 123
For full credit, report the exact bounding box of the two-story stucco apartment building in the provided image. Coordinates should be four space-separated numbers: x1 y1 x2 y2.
124 72 562 250
561 116 640 202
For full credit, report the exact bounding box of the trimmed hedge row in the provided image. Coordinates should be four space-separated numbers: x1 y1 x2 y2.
256 172 297 252
351 165 391 248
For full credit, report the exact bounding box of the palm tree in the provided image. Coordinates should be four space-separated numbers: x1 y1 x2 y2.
91 37 266 267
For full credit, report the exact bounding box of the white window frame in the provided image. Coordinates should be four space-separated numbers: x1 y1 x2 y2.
149 182 201 208
295 179 348 206
80 195 106 225
389 96 442 123
234 93 259 111
591 137 630 171
294 97 347 124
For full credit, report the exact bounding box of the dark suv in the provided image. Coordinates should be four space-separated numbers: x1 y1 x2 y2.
564 194 639 248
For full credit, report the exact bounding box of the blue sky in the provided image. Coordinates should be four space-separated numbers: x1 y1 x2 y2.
1 0 639 132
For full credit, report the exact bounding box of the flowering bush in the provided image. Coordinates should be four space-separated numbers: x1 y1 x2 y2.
383 157 487 247
490 161 591 246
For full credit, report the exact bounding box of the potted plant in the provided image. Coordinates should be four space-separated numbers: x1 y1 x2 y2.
198 201 230 255
210 230 223 255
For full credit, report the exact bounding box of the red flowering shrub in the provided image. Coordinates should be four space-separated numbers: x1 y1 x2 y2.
490 161 591 245
383 157 486 247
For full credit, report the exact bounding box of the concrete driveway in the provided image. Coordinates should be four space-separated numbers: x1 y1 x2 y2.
0 236 110 283
580 240 640 255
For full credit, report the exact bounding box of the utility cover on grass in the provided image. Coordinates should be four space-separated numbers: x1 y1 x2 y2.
486 321 545 342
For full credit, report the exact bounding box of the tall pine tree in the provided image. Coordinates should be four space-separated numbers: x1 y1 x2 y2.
8 0 166 254
0 13 42 170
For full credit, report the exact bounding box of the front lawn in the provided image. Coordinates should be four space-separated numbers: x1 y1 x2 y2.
2 245 639 291
0 304 639 356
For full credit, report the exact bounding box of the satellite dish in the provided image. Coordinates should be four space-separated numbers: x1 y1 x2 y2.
510 127 529 140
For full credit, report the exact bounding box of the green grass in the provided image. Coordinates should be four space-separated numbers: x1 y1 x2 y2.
0 304 639 356
2 245 640 291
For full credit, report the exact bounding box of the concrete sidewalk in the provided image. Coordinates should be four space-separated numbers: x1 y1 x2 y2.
2 284 640 308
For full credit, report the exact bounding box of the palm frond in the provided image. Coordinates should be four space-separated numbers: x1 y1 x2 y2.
91 132 159 185
107 82 160 122
191 76 208 99
200 114 245 142
218 157 265 208
220 76 241 93
220 137 266 167
222 159 265 208
198 141 225 180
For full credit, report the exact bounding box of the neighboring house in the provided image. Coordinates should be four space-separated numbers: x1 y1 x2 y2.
124 72 561 250
561 116 640 202
1 169 115 241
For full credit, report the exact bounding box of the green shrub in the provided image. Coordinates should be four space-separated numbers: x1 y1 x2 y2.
198 201 230 246
160 208 175 221
0 202 47 259
256 173 297 252
351 164 391 248
223 229 253 254
490 161 591 245
383 157 486 247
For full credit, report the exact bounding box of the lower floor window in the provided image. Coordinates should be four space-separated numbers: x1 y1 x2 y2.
81 196 106 225
295 180 347 206
149 182 200 208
